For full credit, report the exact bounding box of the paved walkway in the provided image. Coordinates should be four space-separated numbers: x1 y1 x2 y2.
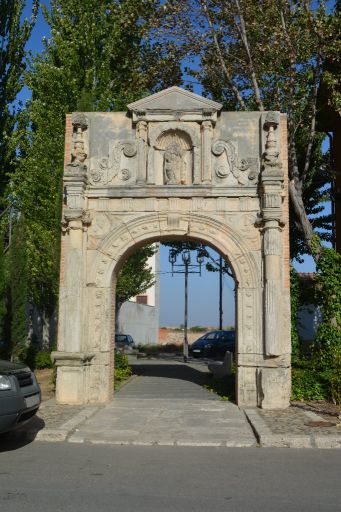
3 357 341 449
68 358 256 447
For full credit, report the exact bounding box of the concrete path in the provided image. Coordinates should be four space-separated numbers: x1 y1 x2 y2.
68 358 257 447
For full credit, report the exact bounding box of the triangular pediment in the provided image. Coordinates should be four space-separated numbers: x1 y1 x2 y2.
127 86 222 113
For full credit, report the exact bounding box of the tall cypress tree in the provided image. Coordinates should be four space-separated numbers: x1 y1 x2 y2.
0 0 38 194
0 1 38 354
8 0 180 353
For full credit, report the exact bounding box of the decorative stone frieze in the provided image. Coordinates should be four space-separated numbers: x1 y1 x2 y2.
58 88 291 409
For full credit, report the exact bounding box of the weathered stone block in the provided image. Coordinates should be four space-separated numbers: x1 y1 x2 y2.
259 367 291 409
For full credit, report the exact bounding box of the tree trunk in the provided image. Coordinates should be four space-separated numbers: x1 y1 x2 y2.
288 179 322 260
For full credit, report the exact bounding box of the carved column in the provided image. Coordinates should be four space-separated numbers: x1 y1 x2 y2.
201 120 213 183
258 112 291 409
263 221 282 356
261 112 284 357
136 120 148 184
53 115 94 404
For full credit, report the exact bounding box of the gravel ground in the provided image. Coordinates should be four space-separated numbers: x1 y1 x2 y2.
257 407 340 436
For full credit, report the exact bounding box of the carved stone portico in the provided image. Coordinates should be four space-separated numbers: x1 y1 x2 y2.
53 87 291 409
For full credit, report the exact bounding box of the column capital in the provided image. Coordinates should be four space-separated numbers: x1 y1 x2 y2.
62 209 92 233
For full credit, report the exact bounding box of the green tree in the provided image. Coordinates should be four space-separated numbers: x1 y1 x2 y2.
0 0 38 195
7 216 29 358
6 0 180 352
158 0 340 261
157 1 341 370
116 245 157 307
0 0 38 353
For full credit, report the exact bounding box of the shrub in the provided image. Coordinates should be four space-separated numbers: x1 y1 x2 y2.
323 351 341 405
35 351 54 369
114 353 132 387
290 267 303 363
291 368 328 401
313 248 341 372
138 343 182 354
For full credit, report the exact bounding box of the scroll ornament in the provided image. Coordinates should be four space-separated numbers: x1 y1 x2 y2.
212 140 259 184
90 140 137 185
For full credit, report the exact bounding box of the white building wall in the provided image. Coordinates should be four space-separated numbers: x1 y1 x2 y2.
117 245 160 345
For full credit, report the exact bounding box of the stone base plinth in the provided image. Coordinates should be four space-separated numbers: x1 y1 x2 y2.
51 351 113 405
52 351 93 405
258 367 291 409
237 364 291 409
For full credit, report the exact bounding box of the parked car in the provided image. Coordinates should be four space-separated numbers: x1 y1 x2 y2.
189 330 235 358
0 359 41 434
115 334 136 351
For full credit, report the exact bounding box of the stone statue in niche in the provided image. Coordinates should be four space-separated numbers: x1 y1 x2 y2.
164 142 184 185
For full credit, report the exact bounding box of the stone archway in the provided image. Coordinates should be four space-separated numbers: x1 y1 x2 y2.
53 87 291 409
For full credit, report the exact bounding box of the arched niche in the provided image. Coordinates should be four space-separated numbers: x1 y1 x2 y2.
147 122 201 185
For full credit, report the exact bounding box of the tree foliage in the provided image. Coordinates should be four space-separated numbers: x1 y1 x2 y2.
7 216 29 355
0 0 38 354
0 0 38 196
6 1 180 333
115 245 156 306
313 248 341 367
156 0 340 261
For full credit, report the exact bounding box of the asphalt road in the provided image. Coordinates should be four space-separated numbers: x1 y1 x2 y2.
0 441 340 511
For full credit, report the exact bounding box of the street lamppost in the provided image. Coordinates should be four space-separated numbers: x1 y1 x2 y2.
169 247 204 362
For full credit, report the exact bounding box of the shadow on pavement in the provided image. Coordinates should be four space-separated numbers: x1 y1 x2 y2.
129 357 236 402
131 361 211 386
0 416 45 452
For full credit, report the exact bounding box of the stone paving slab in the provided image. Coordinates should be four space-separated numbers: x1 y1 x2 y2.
65 365 256 447
68 396 256 447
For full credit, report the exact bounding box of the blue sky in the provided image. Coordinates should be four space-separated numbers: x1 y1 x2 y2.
159 246 236 327
20 1 332 327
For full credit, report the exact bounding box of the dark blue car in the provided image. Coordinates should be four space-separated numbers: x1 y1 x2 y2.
0 359 41 434
189 330 235 358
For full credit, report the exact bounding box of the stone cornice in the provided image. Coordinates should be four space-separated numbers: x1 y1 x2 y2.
86 186 259 198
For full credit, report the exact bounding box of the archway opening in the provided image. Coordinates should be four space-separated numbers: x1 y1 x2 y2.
112 236 237 402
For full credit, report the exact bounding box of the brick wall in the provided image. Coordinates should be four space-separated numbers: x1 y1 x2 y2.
159 328 211 345
281 114 290 289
